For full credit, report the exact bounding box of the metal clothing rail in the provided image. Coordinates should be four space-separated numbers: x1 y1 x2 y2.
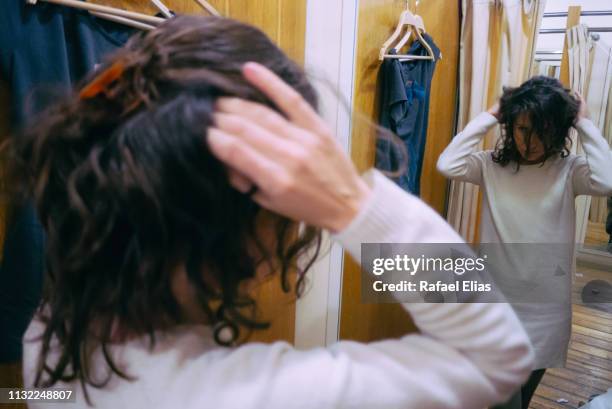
534 9 611 67
540 9 612 35
540 27 612 34
534 50 562 61
543 10 612 18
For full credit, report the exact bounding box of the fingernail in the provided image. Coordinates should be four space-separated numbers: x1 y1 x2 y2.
243 62 259 70
215 97 239 111
206 128 224 145
243 62 262 76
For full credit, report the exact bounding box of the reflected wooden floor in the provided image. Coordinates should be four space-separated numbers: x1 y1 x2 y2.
530 263 612 409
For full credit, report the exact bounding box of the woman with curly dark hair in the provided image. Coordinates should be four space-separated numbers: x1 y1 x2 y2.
10 15 535 409
437 75 612 409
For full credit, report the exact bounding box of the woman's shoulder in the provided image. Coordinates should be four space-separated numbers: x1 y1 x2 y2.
551 152 583 172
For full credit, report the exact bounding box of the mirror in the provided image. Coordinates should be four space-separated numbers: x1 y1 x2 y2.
530 1 612 408
530 5 612 408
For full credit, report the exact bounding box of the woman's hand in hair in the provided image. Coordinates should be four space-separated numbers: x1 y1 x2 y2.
487 102 501 120
207 62 371 233
575 92 590 120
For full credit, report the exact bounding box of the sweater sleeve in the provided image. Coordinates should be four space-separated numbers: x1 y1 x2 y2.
436 112 499 185
177 170 534 409
572 117 612 197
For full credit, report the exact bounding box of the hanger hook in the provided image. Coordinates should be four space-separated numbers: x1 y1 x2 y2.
407 0 418 13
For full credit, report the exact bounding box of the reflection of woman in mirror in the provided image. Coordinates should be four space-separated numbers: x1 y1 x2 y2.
437 76 612 409
8 16 535 409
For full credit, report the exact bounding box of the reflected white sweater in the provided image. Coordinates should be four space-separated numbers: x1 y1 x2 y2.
436 112 612 369
23 170 534 409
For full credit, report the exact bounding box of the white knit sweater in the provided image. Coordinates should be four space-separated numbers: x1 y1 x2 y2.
436 112 612 369
23 170 534 409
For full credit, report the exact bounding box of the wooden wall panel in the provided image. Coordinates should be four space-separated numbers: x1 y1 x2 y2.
228 0 279 44
340 0 415 343
94 0 305 64
340 0 460 342
417 0 461 215
349 0 405 174
279 0 306 66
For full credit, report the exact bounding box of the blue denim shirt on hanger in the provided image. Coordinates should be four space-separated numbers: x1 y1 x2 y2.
375 33 440 196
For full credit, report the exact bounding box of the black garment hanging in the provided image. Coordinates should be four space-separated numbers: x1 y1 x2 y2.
0 0 134 363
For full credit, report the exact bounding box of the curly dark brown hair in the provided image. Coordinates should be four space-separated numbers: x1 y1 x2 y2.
5 15 322 399
492 76 579 170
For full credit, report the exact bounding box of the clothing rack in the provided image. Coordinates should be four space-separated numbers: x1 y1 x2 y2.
543 10 612 18
26 0 165 25
26 0 221 26
535 29 609 60
540 27 612 34
534 52 562 61
535 9 611 61
539 10 612 34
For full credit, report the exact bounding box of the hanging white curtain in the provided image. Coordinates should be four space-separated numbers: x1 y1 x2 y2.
567 24 591 102
566 24 591 244
567 28 612 241
447 0 547 242
596 80 612 229
586 40 612 225
567 26 612 243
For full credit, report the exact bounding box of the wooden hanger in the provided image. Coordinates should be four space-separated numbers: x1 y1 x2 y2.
89 11 156 30
151 0 174 18
152 0 221 18
379 5 434 61
393 14 424 54
394 15 442 60
26 0 165 28
28 0 221 28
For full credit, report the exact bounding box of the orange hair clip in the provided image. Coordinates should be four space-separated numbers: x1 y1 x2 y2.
79 60 126 99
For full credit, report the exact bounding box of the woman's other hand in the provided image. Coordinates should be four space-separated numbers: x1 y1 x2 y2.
206 62 371 233
575 91 590 120
487 102 501 120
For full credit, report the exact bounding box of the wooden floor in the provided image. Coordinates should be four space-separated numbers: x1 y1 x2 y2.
530 262 612 409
